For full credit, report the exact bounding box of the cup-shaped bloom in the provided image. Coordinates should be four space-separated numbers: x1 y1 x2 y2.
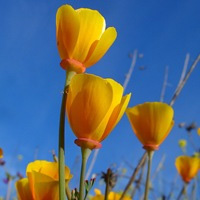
67 73 131 149
126 102 174 151
175 155 200 183
0 148 3 158
56 5 117 73
16 160 73 200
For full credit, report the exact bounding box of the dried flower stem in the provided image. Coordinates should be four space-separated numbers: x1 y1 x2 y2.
131 157 146 198
123 49 138 90
5 178 12 200
119 152 147 200
177 183 188 200
85 149 99 180
160 66 169 102
177 53 190 89
170 54 200 106
151 154 165 181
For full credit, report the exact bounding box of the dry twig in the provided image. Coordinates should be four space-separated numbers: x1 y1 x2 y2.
170 54 200 106
119 152 147 200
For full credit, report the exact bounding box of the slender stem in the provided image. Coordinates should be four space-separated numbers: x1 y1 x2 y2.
104 169 112 200
191 177 197 200
104 183 109 200
85 149 99 180
119 152 147 200
79 148 91 200
177 185 184 200
131 157 146 199
144 151 154 200
160 66 168 102
65 183 71 200
6 178 12 200
59 71 76 200
169 54 200 106
183 183 188 200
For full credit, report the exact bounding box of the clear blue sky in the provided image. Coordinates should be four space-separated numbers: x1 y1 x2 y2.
0 0 200 198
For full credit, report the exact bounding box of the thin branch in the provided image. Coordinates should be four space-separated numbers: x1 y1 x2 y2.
123 50 138 91
169 54 200 106
119 152 147 200
151 155 166 181
131 156 146 198
6 179 12 200
160 66 169 102
85 149 99 180
176 53 190 92
166 173 178 200
123 159 135 170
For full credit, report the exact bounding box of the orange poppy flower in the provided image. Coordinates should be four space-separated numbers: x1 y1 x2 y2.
16 160 72 200
66 73 131 149
175 155 200 183
126 102 174 151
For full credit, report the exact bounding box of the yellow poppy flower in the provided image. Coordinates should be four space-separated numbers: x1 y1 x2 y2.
126 102 174 151
91 189 131 200
15 160 73 200
66 73 131 149
175 155 200 183
0 148 3 159
56 5 117 73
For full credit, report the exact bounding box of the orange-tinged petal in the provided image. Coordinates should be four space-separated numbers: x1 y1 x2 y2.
0 148 3 158
175 156 200 183
67 74 114 139
16 178 33 200
126 102 174 150
72 8 105 62
56 5 80 59
100 93 131 141
67 74 130 146
28 174 59 200
91 78 124 141
84 27 117 67
26 160 72 199
27 160 72 181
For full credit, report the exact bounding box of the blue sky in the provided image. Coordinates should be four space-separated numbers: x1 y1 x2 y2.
0 0 200 198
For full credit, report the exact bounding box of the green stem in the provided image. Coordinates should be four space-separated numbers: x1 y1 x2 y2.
183 182 188 200
59 71 76 200
79 148 91 200
144 150 154 200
